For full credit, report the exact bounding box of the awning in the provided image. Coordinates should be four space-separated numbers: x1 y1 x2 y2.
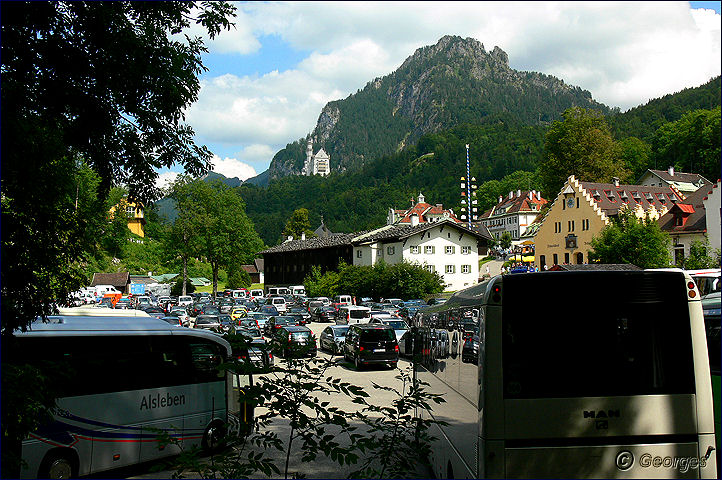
520 240 535 245
522 255 535 263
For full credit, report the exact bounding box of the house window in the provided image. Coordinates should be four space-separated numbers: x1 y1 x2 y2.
424 265 435 273
568 220 575 232
445 265 456 274
576 252 584 264
461 265 471 274
581 219 590 231
553 253 559 265
445 246 455 255
675 215 683 227
357 250 363 258
126 206 135 216
387 246 395 255
424 246 435 254
410 245 419 254
564 253 570 264
461 246 471 255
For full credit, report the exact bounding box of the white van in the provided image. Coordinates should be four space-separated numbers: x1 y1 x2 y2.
291 285 306 296
336 306 371 325
334 295 353 306
267 287 290 297
94 285 120 297
265 296 287 313
177 295 193 307
250 289 264 300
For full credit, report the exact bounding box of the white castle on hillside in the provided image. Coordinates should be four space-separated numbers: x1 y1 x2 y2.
303 138 330 176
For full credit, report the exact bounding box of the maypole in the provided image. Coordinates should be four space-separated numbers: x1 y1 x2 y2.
460 144 477 229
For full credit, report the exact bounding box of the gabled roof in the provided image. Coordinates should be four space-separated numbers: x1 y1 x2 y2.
354 219 490 244
641 169 711 186
479 191 547 219
259 232 363 254
91 272 130 288
150 273 179 283
394 202 460 224
657 183 713 234
579 181 683 216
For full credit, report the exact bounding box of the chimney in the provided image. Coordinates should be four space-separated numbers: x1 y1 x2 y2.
613 177 620 187
301 232 306 240
286 235 293 243
436 204 443 208
498 195 503 204
668 166 675 177
508 191 514 200
516 189 521 197
410 213 419 227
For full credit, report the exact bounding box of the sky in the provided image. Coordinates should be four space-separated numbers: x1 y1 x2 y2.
156 1 722 189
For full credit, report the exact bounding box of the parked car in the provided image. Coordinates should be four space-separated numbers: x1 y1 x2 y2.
230 306 249 322
270 325 317 358
169 306 190 327
218 298 235 314
336 306 371 325
311 306 337 323
462 335 480 364
259 305 280 316
194 314 221 331
264 316 297 336
369 317 409 343
177 295 193 307
247 312 271 330
201 304 221 316
343 324 398 370
160 316 183 327
319 325 349 355
286 306 311 324
231 337 274 372
264 296 288 313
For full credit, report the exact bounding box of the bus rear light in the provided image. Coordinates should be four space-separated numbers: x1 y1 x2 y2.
394 345 399 352
688 281 696 289
689 290 697 298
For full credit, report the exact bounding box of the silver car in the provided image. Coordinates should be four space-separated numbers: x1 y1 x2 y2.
319 325 349 355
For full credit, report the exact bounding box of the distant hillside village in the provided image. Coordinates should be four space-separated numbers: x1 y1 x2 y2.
255 167 719 292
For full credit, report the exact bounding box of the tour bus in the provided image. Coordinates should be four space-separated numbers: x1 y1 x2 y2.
11 313 246 479
414 270 717 478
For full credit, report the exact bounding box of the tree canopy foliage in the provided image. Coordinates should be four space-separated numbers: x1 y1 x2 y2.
589 210 671 268
1 1 236 335
539 107 629 198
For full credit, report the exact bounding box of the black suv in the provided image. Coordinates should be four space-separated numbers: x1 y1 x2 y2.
270 325 317 358
343 324 398 369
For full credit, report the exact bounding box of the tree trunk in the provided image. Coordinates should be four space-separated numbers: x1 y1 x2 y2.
182 256 188 296
212 262 219 299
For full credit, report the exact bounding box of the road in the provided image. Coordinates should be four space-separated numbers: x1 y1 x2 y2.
124 319 430 479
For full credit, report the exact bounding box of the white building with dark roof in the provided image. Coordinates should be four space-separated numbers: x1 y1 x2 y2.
638 167 711 193
478 190 547 243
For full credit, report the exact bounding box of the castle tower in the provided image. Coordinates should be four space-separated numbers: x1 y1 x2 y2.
304 138 314 176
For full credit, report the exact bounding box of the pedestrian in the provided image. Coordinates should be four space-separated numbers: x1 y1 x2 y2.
485 265 490 276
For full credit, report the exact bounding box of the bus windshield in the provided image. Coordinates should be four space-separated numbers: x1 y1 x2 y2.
502 273 695 399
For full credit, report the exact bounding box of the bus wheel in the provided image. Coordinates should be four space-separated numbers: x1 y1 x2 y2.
202 421 225 452
40 451 77 479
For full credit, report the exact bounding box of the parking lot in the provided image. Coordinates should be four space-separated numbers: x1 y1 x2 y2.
126 319 426 479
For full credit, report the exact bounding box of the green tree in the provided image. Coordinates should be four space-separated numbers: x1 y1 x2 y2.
682 240 720 270
166 176 202 296
589 210 671 268
1 0 235 333
170 278 196 296
499 231 513 250
185 180 265 297
226 266 252 289
652 107 721 182
282 208 316 241
539 107 629 197
618 137 652 183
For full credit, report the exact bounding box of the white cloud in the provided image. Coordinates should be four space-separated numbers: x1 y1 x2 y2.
185 1 721 173
155 171 179 190
210 154 257 180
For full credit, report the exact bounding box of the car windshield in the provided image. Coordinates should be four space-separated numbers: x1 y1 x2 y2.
384 320 408 330
333 327 349 336
275 317 294 324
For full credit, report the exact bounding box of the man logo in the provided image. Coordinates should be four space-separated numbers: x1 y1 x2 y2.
616 451 634 471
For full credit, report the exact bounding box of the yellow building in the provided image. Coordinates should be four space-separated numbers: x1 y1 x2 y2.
534 175 685 269
109 199 146 237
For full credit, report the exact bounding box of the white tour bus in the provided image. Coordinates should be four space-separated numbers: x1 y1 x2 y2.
13 313 240 479
414 270 717 478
